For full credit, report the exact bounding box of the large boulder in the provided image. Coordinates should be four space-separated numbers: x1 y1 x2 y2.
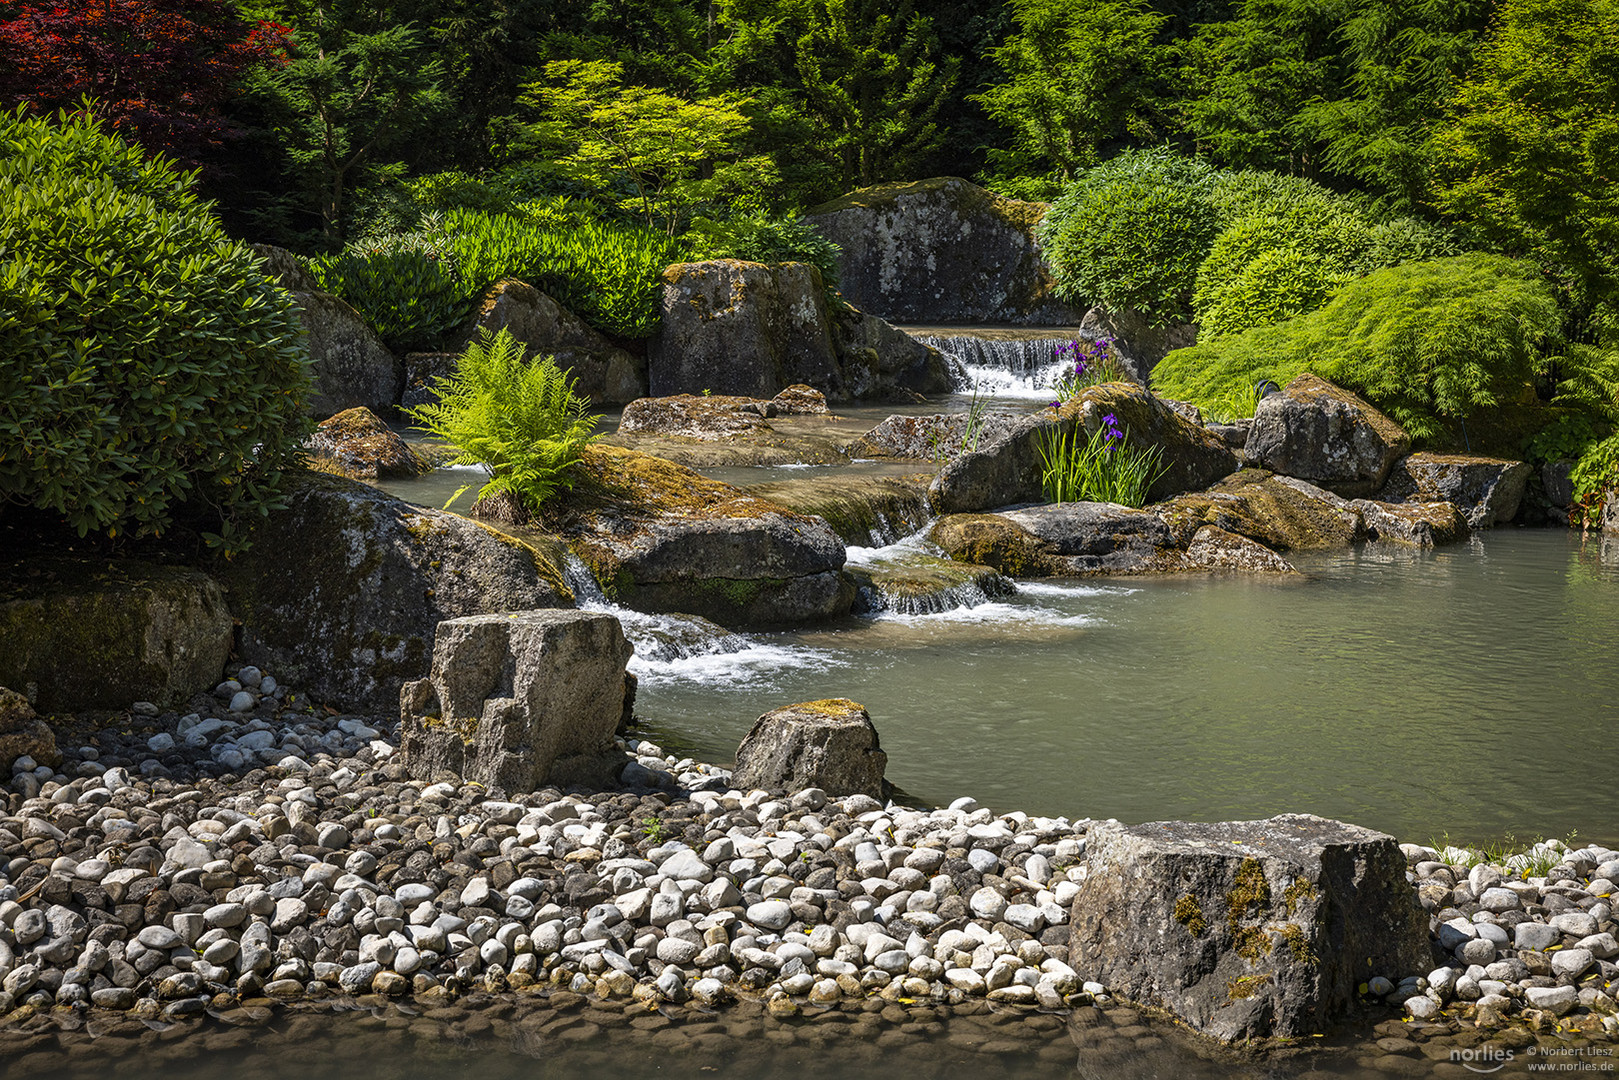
1352 499 1470 546
1078 306 1200 384
0 560 233 712
289 290 402 419
1183 526 1297 574
0 686 60 770
827 304 954 399
217 473 572 713
399 610 632 792
804 177 1081 325
464 279 645 403
1070 814 1431 1042
1378 453 1532 527
1154 471 1366 551
308 407 429 479
249 243 319 293
651 260 840 399
732 699 889 800
994 502 1177 574
1244 375 1411 497
538 446 855 627
929 383 1237 515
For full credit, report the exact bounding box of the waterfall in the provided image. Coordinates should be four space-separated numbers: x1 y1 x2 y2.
904 327 1089 399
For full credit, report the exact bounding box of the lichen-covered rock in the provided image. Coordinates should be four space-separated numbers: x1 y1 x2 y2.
1078 306 1199 384
248 243 319 293
1244 375 1411 497
1352 499 1469 546
1183 526 1296 574
399 610 632 792
289 290 401 419
929 383 1237 515
748 476 932 546
1378 453 1531 527
465 280 645 403
218 472 572 713
928 514 1070 577
846 551 1014 614
538 446 854 627
651 260 841 400
0 560 232 712
849 412 1023 463
996 502 1178 574
1070 814 1431 1042
827 304 954 399
309 407 428 479
1154 471 1365 551
769 384 832 415
732 699 889 800
617 385 831 442
804 177 1081 325
0 686 60 770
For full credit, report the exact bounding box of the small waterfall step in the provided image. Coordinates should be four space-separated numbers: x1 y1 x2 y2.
561 552 754 663
899 325 1091 399
846 549 1016 616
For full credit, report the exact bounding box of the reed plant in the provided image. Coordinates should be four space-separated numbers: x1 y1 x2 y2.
405 328 600 516
1037 413 1165 507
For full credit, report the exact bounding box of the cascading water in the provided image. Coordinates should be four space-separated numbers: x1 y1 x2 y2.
844 528 1020 617
901 326 1089 399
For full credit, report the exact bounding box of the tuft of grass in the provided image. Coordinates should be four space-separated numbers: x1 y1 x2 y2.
1427 830 1580 878
1037 417 1166 507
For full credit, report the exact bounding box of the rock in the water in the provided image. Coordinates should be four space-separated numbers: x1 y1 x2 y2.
845 551 1014 614
1078 306 1199 384
826 304 954 399
732 699 888 800
400 610 632 791
1182 526 1296 574
400 352 458 411
992 502 1177 575
464 279 645 403
849 413 1024 464
219 472 572 712
287 289 401 419
1351 499 1469 546
1378 453 1531 528
617 385 829 442
0 686 59 770
1244 375 1410 497
309 407 428 479
748 476 931 547
1070 813 1430 1042
538 446 854 627
929 383 1237 515
803 177 1080 325
1154 471 1365 552
0 559 232 712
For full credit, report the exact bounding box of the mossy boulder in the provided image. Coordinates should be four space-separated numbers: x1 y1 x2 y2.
805 177 1082 325
1071 815 1431 1042
1153 471 1366 552
539 446 854 627
1378 452 1531 527
0 559 233 712
846 551 1014 614
732 698 889 801
928 514 1070 577
929 383 1238 515
617 386 830 442
217 472 572 713
0 685 61 770
308 407 429 479
1352 499 1470 546
288 289 402 420
464 279 645 403
931 503 1182 577
1245 374 1411 498
1184 526 1297 574
747 476 931 546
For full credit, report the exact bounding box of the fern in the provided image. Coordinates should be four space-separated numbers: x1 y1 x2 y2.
405 328 600 513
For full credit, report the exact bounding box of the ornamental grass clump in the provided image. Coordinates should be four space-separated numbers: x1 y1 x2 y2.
1037 412 1165 507
1049 338 1128 402
405 328 600 517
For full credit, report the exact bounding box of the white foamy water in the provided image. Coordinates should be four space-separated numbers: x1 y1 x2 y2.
867 599 1096 629
956 360 1072 400
1014 580 1140 599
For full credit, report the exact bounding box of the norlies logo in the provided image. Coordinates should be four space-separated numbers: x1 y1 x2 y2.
1452 1046 1515 1073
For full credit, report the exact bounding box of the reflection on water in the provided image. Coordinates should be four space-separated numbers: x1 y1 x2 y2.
635 529 1619 847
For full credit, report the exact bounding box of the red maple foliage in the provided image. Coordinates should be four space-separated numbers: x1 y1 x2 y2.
0 0 287 170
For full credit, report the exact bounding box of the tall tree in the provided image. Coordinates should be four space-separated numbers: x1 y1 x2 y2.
0 0 284 170
975 0 1173 184
793 0 959 188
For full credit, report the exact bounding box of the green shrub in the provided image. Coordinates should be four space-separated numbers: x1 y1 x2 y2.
1569 432 1619 525
1152 255 1562 440
307 219 472 353
405 328 600 514
1037 149 1221 325
0 108 311 550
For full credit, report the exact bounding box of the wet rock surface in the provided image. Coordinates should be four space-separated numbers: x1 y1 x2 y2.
1379 453 1533 528
309 408 430 480
1244 375 1412 498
